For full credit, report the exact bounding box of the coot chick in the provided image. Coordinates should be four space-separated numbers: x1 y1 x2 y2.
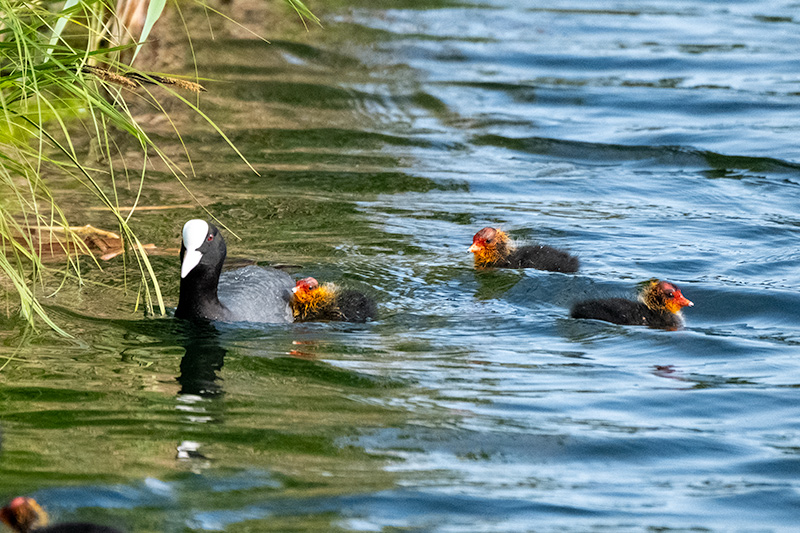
291 277 377 323
175 219 294 323
469 227 579 273
0 497 123 533
570 279 694 329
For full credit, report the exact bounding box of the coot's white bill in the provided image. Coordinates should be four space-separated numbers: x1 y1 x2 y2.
181 219 210 278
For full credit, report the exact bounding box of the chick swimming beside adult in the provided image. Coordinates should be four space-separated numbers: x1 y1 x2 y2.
291 277 376 323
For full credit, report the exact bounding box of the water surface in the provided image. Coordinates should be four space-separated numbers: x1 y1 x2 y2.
2 1 800 531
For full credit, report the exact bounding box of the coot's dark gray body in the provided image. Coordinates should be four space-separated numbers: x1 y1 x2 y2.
217 265 293 323
176 220 293 324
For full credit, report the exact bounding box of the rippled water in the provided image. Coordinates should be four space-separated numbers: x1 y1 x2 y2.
3 1 800 531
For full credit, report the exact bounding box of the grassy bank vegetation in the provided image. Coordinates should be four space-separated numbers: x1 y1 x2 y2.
0 0 317 334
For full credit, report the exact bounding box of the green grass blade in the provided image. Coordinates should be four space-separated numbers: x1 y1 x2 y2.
46 0 83 59
131 0 168 64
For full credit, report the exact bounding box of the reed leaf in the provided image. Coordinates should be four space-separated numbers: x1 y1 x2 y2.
131 0 167 64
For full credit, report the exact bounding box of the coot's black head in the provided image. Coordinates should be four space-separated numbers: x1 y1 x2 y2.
179 219 227 280
176 220 231 321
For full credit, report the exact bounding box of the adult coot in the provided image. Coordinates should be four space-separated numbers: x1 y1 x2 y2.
469 227 579 273
175 219 294 323
0 497 123 533
570 279 694 329
291 277 377 323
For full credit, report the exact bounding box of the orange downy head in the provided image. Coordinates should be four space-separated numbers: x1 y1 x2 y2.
291 277 335 319
468 227 510 267
642 280 694 314
1 497 48 533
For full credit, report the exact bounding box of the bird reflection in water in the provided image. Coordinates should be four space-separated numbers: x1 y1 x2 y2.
175 320 227 398
173 320 226 467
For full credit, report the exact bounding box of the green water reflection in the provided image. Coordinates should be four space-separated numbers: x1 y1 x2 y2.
0 2 451 529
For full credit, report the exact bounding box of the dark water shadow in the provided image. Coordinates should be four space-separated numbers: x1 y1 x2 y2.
43 305 404 394
173 320 228 398
471 268 525 300
473 134 800 175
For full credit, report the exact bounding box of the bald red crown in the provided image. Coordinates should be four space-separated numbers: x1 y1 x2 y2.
295 277 319 293
472 227 498 246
